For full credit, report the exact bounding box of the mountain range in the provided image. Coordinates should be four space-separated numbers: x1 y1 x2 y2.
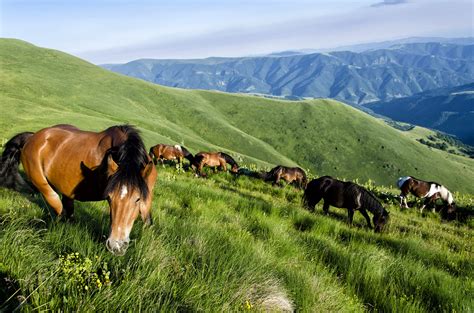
366 83 474 145
102 41 474 106
2 38 473 191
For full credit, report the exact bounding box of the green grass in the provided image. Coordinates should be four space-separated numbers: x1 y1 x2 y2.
0 167 473 311
0 38 473 193
0 38 473 311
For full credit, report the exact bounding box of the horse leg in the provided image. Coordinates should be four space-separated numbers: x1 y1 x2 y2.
322 201 330 215
347 208 354 226
32 180 64 216
420 197 432 213
62 196 75 220
399 193 409 209
220 160 227 172
198 163 204 177
359 208 373 229
273 173 281 187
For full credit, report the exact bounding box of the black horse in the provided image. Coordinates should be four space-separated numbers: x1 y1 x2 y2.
303 176 390 232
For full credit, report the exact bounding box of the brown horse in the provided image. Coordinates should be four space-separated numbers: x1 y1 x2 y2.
397 176 455 213
264 165 307 189
0 124 157 256
149 143 193 165
303 176 389 232
192 152 239 176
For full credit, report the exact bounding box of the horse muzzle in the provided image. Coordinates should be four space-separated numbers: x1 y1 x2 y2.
106 238 130 256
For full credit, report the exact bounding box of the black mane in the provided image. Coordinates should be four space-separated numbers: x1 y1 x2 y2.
180 145 194 161
354 184 385 216
104 126 150 200
219 152 238 168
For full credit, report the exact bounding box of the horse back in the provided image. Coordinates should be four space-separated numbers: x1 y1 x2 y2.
21 125 112 199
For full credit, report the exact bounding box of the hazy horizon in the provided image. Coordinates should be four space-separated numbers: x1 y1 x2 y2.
1 0 472 64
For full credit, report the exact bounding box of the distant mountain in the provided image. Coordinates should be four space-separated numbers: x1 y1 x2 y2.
324 37 474 53
102 42 474 105
365 83 474 145
3 38 474 192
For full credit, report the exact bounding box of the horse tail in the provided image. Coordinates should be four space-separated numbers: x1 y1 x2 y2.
219 152 238 169
0 131 34 191
264 166 280 181
149 146 157 165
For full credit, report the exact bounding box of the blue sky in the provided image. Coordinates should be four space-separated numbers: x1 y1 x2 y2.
1 0 472 63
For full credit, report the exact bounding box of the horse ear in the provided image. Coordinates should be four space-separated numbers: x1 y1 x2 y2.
107 154 119 176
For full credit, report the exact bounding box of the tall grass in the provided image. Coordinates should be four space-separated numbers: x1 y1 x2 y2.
1 167 472 311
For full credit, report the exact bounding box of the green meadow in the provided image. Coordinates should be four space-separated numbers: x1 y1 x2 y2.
0 39 473 311
1 168 473 311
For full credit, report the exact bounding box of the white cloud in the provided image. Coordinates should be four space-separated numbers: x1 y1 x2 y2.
78 0 472 63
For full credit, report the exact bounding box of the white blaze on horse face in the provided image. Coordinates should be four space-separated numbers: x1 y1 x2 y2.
120 185 128 199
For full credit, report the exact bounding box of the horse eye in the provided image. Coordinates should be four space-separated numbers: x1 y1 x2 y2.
136 198 140 203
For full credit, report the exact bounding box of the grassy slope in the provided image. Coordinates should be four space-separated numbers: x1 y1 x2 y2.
0 39 473 312
0 39 473 193
0 168 473 312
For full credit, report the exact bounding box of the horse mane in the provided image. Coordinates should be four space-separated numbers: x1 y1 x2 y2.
219 152 238 168
265 165 281 180
345 183 385 216
179 145 192 157
104 126 150 200
358 185 385 216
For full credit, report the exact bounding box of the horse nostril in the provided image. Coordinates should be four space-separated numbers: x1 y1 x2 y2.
106 239 129 256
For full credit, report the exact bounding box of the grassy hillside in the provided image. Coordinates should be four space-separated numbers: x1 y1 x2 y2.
0 39 473 193
366 83 474 145
0 39 473 311
1 167 473 312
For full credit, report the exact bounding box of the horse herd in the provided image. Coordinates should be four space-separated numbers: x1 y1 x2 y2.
0 124 457 255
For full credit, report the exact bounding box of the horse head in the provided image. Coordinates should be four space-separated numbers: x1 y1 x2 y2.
104 154 157 256
231 163 239 173
373 209 390 233
446 202 456 214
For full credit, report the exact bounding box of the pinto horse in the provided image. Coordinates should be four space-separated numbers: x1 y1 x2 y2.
149 143 193 166
192 152 239 176
0 124 157 256
397 176 455 213
264 165 307 189
303 176 389 232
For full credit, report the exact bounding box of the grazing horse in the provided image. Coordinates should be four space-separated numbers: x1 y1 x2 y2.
192 152 239 176
264 165 307 189
303 176 390 232
149 143 193 166
0 124 157 256
397 176 455 213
